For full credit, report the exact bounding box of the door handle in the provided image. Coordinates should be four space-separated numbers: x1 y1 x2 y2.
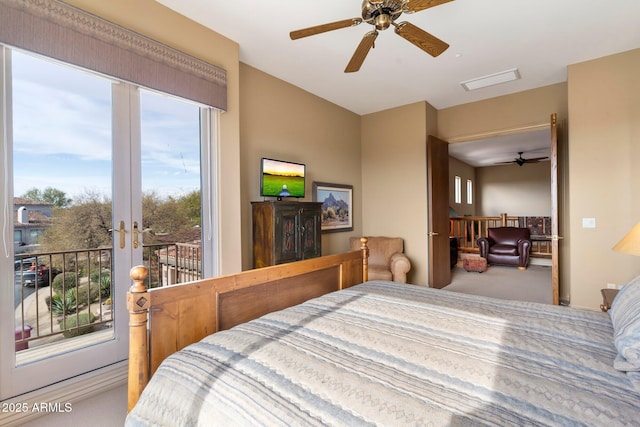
132 221 140 249
427 232 439 237
110 220 127 249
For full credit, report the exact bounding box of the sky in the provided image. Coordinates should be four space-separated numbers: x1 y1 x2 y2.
11 50 201 201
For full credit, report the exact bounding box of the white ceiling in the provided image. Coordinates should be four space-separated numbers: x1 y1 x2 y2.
447 128 551 167
155 0 639 164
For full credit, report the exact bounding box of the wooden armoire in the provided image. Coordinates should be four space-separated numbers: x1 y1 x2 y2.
252 201 322 268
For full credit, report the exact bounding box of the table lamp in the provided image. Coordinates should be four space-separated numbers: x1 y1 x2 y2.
613 221 640 256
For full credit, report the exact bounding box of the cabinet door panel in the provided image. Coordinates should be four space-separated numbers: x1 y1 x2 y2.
300 208 321 259
275 207 300 264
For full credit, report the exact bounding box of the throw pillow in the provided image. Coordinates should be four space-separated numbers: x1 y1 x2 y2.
609 274 640 372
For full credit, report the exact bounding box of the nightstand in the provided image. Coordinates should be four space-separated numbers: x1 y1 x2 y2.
600 288 619 312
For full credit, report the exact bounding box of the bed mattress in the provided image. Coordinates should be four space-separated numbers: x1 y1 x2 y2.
126 281 639 426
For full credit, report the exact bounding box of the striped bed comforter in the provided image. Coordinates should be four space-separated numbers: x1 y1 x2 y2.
126 281 639 426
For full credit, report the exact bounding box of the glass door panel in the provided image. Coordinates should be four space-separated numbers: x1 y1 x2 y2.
11 50 115 362
140 90 203 287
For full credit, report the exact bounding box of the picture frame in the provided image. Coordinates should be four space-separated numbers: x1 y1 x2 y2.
312 181 353 233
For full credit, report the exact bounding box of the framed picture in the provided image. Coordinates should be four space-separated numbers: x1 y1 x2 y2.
313 181 353 233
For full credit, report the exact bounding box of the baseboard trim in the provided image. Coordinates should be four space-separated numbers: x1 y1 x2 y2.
0 361 127 426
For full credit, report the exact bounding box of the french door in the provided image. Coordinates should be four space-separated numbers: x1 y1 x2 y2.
1 48 217 399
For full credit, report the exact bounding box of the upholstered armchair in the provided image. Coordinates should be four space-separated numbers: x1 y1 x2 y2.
477 227 532 270
350 236 411 283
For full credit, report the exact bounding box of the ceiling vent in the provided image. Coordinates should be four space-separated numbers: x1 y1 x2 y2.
460 68 520 91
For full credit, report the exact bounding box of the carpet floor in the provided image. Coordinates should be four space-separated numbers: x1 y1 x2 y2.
444 263 552 304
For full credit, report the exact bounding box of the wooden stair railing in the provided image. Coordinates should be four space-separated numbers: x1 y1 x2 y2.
450 213 551 259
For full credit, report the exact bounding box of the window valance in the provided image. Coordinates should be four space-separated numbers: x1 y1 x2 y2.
0 0 227 111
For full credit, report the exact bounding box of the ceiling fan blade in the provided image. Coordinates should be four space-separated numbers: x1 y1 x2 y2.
290 18 362 40
523 156 549 162
404 0 454 14
394 21 449 57
345 31 378 73
495 155 549 166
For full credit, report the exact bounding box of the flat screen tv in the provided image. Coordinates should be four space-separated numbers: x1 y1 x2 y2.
260 157 306 200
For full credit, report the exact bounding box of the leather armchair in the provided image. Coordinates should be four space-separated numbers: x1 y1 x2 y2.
350 236 411 283
450 237 458 268
477 227 532 270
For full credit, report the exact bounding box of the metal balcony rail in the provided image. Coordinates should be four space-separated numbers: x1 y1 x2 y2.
143 242 202 289
14 248 113 352
14 242 201 352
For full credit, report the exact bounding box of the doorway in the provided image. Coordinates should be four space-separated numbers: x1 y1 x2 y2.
441 117 560 304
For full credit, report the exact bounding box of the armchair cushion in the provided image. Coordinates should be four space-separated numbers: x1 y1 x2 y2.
477 227 531 269
350 236 411 283
489 244 519 256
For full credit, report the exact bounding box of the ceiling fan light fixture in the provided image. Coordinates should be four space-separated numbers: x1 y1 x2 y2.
375 14 392 30
460 68 520 91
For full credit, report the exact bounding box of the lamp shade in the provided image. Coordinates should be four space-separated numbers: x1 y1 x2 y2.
613 221 640 256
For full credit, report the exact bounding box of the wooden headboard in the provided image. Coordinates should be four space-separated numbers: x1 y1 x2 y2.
127 238 369 411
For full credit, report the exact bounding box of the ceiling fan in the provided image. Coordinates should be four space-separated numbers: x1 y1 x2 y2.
289 0 453 73
497 152 549 167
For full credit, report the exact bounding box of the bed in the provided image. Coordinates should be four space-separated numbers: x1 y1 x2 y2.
126 240 640 426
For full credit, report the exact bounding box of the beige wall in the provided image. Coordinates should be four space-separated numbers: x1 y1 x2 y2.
239 64 362 269
449 157 476 216
66 0 243 274
476 162 551 217
361 102 437 285
567 48 640 309
438 83 568 140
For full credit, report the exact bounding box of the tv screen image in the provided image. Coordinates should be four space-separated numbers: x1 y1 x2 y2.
260 158 305 199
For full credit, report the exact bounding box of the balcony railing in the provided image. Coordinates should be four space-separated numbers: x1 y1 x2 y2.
143 242 202 288
14 248 114 354
14 242 201 353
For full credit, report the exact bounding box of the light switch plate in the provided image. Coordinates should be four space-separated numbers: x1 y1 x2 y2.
582 218 596 228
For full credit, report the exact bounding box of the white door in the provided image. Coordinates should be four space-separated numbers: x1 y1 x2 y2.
1 48 216 399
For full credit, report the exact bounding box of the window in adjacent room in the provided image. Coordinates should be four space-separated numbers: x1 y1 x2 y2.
466 179 473 205
454 176 462 204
